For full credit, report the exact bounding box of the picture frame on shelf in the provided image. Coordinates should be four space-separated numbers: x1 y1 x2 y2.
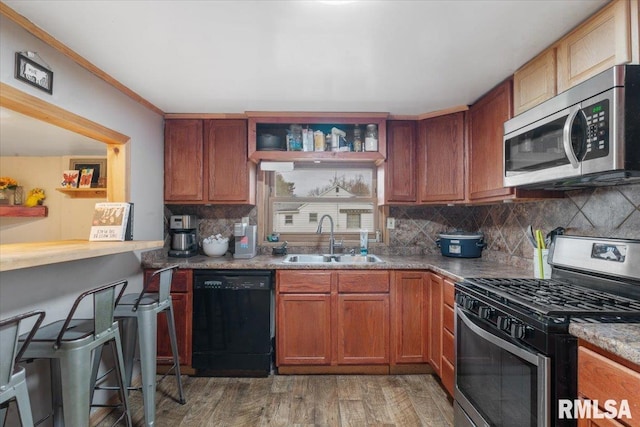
15 52 53 94
69 158 106 187
61 170 80 188
79 168 94 188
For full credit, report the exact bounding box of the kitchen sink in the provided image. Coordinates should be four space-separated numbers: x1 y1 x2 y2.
282 254 384 264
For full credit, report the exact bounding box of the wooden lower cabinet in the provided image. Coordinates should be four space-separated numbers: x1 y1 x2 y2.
144 268 193 366
441 278 456 396
390 270 456 389
337 293 389 365
276 270 390 371
277 293 332 365
577 341 640 426
428 272 443 376
391 271 429 365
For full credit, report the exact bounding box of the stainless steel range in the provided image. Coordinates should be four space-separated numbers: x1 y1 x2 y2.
454 235 640 427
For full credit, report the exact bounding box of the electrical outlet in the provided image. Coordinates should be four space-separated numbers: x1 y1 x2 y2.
386 217 395 229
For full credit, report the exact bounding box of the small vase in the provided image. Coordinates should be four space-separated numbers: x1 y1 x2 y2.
14 186 24 205
0 188 14 205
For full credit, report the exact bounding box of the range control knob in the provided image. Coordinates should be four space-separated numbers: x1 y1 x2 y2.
478 306 491 319
497 316 511 331
511 323 526 339
455 294 466 306
464 298 477 311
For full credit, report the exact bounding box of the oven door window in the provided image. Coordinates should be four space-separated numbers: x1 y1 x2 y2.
456 308 549 427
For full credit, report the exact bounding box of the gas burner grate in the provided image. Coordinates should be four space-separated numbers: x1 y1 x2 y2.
461 277 640 317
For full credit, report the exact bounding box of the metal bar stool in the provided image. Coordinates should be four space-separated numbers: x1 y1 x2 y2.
112 265 186 427
19 281 132 427
1 310 45 427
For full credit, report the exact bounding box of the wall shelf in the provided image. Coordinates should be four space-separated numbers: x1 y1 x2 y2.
56 187 107 198
0 205 48 217
247 112 388 165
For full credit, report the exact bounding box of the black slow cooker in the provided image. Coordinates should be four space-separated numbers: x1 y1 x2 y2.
436 231 486 258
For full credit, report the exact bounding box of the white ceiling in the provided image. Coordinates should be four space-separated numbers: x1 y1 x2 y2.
0 107 106 157
5 0 608 116
1 0 609 156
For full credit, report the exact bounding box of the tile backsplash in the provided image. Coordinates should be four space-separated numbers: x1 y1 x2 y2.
389 183 640 269
165 183 639 268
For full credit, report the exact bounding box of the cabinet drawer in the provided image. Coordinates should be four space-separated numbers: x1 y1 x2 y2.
578 346 640 419
145 268 192 293
441 357 455 397
443 328 454 364
443 304 455 334
277 270 332 293
443 278 455 307
338 271 389 293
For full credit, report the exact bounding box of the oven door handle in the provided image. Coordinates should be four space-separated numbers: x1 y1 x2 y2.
456 307 551 426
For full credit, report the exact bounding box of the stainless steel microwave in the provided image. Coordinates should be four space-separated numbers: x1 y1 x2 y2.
503 65 640 190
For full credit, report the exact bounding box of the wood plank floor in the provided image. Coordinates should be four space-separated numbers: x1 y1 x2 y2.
96 374 454 427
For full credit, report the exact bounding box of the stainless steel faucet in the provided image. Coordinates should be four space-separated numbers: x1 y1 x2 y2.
316 214 340 255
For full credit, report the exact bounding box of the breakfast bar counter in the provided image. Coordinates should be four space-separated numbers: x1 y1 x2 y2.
0 239 164 272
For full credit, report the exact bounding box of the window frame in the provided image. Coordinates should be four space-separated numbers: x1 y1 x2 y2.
265 162 379 244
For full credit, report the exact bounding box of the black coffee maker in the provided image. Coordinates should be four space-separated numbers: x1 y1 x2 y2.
168 215 198 257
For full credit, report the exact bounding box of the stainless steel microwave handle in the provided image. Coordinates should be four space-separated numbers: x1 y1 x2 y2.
457 307 551 426
562 105 582 169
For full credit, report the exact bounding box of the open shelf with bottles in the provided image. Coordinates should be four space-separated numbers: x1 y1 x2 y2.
247 112 388 165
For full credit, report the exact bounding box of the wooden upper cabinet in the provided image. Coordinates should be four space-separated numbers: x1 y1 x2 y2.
384 120 417 203
467 79 514 202
557 0 634 93
164 119 255 204
205 119 255 204
513 0 638 114
164 119 204 201
418 112 466 203
513 49 557 115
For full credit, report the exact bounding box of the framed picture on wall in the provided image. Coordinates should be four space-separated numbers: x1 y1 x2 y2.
69 158 106 187
15 52 54 94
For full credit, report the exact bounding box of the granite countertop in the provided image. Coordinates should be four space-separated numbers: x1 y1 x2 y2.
142 253 532 281
569 323 640 366
144 251 640 366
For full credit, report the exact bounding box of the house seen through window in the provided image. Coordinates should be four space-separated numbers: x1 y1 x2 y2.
267 163 377 240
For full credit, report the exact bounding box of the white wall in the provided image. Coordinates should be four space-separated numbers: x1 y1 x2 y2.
0 156 104 242
0 13 165 424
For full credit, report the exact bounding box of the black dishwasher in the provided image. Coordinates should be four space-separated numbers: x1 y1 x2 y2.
192 270 273 377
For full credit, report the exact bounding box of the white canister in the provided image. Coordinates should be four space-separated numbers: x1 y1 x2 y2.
364 124 378 151
533 248 551 279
